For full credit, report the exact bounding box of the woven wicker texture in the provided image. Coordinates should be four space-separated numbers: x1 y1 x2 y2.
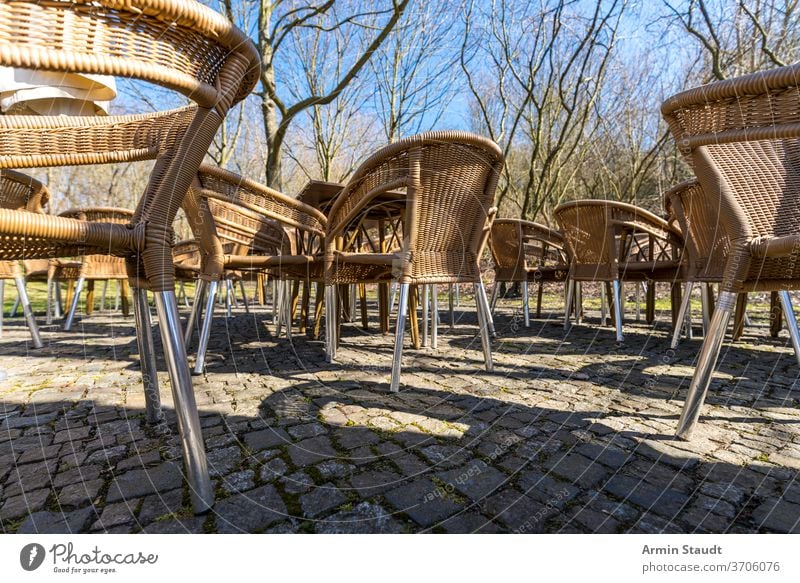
181 164 327 283
325 131 504 285
48 208 132 281
662 63 800 292
0 0 260 292
489 218 567 282
664 179 729 282
0 169 49 278
554 199 683 282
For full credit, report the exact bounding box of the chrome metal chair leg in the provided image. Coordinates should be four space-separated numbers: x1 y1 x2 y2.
476 281 496 338
348 283 357 323
275 280 285 335
0 279 4 337
676 291 736 440
422 284 429 347
701 283 712 336
390 283 409 392
64 277 85 331
448 284 455 330
14 276 42 348
612 279 624 342
153 290 213 514
325 284 337 362
456 283 461 307
564 279 575 331
635 282 641 322
778 291 800 366
475 281 493 372
184 279 207 347
193 280 218 376
132 287 163 424
284 279 293 340
114 280 121 311
489 281 499 313
671 282 694 349
390 281 399 314
522 281 530 327
10 294 19 318
575 283 583 324
431 284 439 349
271 279 277 323
239 280 250 314
225 279 233 319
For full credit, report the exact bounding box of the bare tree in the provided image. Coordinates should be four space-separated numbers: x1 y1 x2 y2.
461 0 627 221
257 0 410 188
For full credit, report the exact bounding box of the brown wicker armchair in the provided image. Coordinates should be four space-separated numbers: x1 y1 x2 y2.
662 64 800 439
181 164 326 374
48 208 132 330
488 218 568 327
554 200 684 342
323 131 504 391
0 169 47 346
0 0 259 513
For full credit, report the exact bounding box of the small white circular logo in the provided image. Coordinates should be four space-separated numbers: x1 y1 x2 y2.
20 543 46 571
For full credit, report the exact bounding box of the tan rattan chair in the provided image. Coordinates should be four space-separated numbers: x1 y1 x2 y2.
0 169 47 346
0 0 259 513
50 208 133 330
662 64 800 439
488 218 569 326
323 131 504 391
180 164 326 374
554 200 684 342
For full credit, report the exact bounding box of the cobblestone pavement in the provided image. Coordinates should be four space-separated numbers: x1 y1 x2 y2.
1 289 800 534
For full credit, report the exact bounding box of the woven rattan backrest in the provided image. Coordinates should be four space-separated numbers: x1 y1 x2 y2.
182 165 326 276
662 64 800 244
58 207 132 278
490 219 565 276
555 200 679 279
0 169 49 211
328 131 503 282
665 179 729 280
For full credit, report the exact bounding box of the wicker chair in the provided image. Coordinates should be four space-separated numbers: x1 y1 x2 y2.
488 218 569 326
181 164 326 374
323 131 503 391
0 0 259 513
662 64 800 439
0 170 47 346
45 208 132 330
554 200 684 342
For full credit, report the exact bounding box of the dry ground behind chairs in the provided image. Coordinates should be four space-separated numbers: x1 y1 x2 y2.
181 164 327 375
554 200 684 342
323 131 504 392
0 169 47 346
662 63 800 440
0 0 259 513
488 218 569 327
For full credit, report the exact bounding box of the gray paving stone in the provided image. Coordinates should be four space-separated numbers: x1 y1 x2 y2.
384 477 464 528
106 462 183 503
244 427 290 452
288 436 338 466
300 484 346 518
58 479 104 507
17 507 95 534
436 463 508 502
0 489 50 521
317 502 406 533
215 485 288 533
